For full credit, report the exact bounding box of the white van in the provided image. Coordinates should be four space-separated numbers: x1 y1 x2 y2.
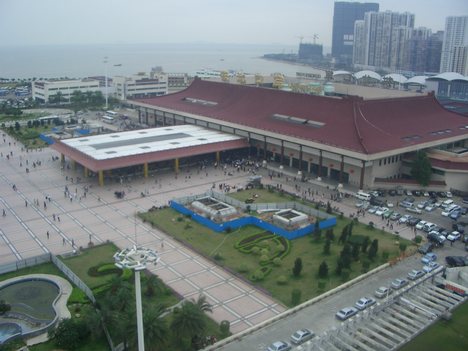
355 191 372 201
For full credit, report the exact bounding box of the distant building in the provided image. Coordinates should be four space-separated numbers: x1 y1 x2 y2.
354 11 415 71
331 1 379 66
298 43 323 62
451 46 468 76
32 78 101 103
113 72 168 100
440 16 468 73
403 29 443 74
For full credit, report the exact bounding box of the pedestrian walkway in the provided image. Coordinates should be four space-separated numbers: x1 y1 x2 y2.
0 134 285 333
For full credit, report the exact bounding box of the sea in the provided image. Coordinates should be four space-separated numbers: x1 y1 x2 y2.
0 42 326 80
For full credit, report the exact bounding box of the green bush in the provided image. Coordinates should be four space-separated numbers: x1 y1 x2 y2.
260 248 269 256
341 269 351 281
381 250 390 261
317 280 327 292
213 253 223 261
273 257 281 266
121 268 133 280
176 216 184 222
97 263 117 273
220 320 231 338
238 264 249 273
260 254 269 264
251 246 260 255
277 275 288 285
291 288 302 306
250 269 265 281
414 235 422 244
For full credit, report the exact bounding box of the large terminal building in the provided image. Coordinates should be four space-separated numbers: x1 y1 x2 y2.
53 79 468 191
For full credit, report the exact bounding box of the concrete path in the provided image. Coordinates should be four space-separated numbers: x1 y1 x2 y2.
0 133 285 333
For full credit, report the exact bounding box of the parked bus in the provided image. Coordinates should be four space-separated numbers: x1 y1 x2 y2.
102 115 115 123
106 111 117 117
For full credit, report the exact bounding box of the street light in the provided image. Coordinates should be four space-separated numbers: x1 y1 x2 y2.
103 57 109 110
114 245 159 351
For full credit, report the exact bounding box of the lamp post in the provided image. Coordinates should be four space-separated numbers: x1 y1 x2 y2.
114 245 159 351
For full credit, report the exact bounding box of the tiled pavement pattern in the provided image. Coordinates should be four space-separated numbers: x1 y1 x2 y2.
0 133 285 333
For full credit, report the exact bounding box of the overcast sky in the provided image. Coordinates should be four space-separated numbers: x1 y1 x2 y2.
0 0 467 47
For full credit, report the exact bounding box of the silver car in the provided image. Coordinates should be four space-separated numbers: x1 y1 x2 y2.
355 297 376 310
336 307 358 320
375 286 393 298
267 341 291 351
290 328 315 345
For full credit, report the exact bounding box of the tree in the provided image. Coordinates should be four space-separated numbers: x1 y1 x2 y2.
361 236 370 253
130 304 168 351
411 150 432 186
338 225 348 244
292 257 303 277
170 301 206 342
335 258 344 275
318 261 328 278
325 228 334 241
145 273 164 297
14 121 20 131
291 288 302 306
220 320 231 338
352 243 360 261
49 318 89 350
340 244 352 268
368 239 379 260
323 239 331 255
399 242 407 253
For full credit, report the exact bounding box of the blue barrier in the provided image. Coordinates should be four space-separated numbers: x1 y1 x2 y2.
39 134 55 145
170 201 336 240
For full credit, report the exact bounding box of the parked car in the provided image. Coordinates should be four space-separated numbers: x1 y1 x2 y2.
391 278 408 289
452 223 465 234
336 307 358 320
423 261 440 273
399 201 413 208
267 341 291 351
428 231 446 246
423 191 430 197
408 269 425 280
418 242 434 254
375 207 389 216
423 223 436 233
408 217 421 226
290 329 315 345
375 286 393 298
425 205 436 212
447 231 461 242
450 211 461 220
390 212 402 221
388 190 397 196
416 220 427 230
407 207 422 214
368 206 378 214
421 252 437 264
445 256 468 267
383 209 393 219
399 214 411 224
446 191 453 198
354 297 376 311
417 201 429 209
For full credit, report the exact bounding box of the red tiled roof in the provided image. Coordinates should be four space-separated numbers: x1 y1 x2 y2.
133 79 468 155
429 158 468 171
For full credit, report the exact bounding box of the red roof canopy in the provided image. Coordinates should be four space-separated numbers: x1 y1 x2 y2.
134 79 468 155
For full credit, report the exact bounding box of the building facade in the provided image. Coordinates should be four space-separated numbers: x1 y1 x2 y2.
32 79 101 103
403 29 443 74
440 16 468 73
354 11 415 70
331 1 379 66
130 79 468 192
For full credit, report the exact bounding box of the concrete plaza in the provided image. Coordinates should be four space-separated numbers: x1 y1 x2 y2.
0 133 286 334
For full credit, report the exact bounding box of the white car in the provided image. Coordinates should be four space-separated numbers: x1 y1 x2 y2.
423 192 430 197
423 261 440 273
399 215 412 224
391 278 408 289
375 207 389 216
446 191 453 198
415 220 427 230
267 341 291 351
354 297 376 310
425 205 435 212
368 206 378 214
447 231 461 242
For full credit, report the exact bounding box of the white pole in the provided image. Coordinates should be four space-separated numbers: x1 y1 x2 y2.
135 269 145 351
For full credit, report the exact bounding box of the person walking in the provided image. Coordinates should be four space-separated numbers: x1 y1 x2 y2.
46 231 49 239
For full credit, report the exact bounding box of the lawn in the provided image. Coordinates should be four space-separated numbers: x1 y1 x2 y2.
399 301 468 351
4 124 52 148
0 262 65 283
140 188 414 307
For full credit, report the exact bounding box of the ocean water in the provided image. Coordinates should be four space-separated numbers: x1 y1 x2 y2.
0 42 323 79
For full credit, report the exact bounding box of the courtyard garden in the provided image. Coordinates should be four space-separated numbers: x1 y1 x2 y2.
140 188 415 306
0 243 227 351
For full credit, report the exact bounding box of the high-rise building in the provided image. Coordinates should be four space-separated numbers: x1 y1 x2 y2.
440 16 468 73
403 29 442 74
451 46 468 75
353 11 415 70
332 1 379 66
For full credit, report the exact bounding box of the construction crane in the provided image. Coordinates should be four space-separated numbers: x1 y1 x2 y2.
313 34 319 44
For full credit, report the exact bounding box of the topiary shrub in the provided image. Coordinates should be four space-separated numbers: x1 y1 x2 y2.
260 248 269 256
121 268 133 280
238 264 249 273
276 275 288 285
251 246 260 255
213 253 223 261
259 254 269 264
367 221 375 230
273 257 281 266
250 269 265 281
414 235 422 244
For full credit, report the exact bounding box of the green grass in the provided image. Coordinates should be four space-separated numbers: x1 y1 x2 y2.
62 243 121 289
0 262 66 283
399 301 468 351
140 198 414 307
29 337 110 351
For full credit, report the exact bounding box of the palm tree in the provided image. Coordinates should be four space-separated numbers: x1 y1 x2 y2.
144 273 164 297
129 304 169 351
170 301 206 341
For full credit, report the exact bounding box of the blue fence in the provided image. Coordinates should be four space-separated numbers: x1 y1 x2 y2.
39 134 55 145
170 201 336 240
